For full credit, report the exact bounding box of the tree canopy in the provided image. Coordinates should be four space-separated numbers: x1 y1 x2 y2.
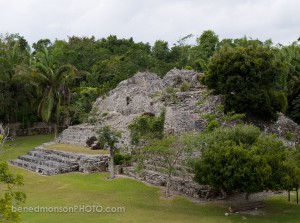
192 125 300 199
205 44 287 119
1 31 300 126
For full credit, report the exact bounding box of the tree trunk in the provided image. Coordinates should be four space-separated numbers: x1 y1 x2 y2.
54 122 58 139
297 188 299 205
220 188 227 199
245 192 251 201
110 150 115 179
166 173 171 197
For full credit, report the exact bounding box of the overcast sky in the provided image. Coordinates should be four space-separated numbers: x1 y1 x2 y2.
0 0 299 46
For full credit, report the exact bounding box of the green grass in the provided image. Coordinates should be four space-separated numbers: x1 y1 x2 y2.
44 143 109 155
0 134 54 161
1 135 300 223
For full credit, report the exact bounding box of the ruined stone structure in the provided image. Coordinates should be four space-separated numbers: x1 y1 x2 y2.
56 69 221 147
10 68 300 199
10 146 109 175
252 113 300 146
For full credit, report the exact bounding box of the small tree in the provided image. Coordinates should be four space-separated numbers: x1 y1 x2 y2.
192 125 300 200
0 124 11 151
128 109 165 146
143 135 187 197
0 162 26 222
98 125 121 179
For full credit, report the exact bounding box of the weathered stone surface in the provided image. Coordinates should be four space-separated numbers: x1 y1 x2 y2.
56 124 97 146
119 167 210 199
248 113 300 146
79 156 109 173
56 69 218 147
10 146 109 176
162 69 202 89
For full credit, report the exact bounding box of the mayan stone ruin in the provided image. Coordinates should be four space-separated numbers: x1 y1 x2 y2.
10 68 300 199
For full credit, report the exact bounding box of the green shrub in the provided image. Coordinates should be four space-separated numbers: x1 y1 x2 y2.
270 90 288 113
180 81 190 92
290 95 300 124
184 65 193 70
128 109 165 145
285 131 295 141
198 75 206 85
114 153 132 166
205 120 219 132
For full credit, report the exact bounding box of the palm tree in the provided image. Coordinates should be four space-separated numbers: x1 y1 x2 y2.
29 46 78 137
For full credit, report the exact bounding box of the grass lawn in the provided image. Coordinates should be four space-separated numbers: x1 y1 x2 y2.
44 143 109 155
1 135 300 223
0 134 55 162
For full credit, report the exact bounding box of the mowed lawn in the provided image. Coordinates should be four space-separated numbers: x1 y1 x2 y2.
44 143 109 155
1 135 300 223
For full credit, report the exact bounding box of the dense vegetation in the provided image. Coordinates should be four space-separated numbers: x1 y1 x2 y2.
1 31 300 127
129 106 300 200
191 125 300 199
1 30 300 221
205 45 287 119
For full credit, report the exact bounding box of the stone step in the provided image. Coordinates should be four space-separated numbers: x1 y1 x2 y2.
28 151 79 166
19 155 45 165
42 154 79 167
10 159 38 172
55 126 96 146
18 154 79 172
43 160 75 172
11 146 110 176
10 159 58 175
32 147 80 160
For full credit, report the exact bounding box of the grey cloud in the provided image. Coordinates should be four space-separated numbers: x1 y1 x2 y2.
0 0 299 45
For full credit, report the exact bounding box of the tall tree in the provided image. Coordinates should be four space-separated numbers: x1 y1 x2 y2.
195 30 219 71
28 46 78 136
0 34 33 123
98 125 121 179
196 30 219 58
206 44 287 119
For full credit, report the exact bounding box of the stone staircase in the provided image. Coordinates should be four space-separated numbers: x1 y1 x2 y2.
55 124 97 146
10 146 110 176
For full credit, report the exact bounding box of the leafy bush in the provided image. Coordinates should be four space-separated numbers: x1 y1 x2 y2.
184 65 193 70
0 162 26 222
128 109 165 145
114 153 132 166
290 95 300 124
162 87 180 104
206 45 286 120
192 125 300 199
205 120 219 132
180 81 190 92
285 131 295 141
69 87 100 124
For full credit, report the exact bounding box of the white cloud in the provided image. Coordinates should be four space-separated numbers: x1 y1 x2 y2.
0 0 299 45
